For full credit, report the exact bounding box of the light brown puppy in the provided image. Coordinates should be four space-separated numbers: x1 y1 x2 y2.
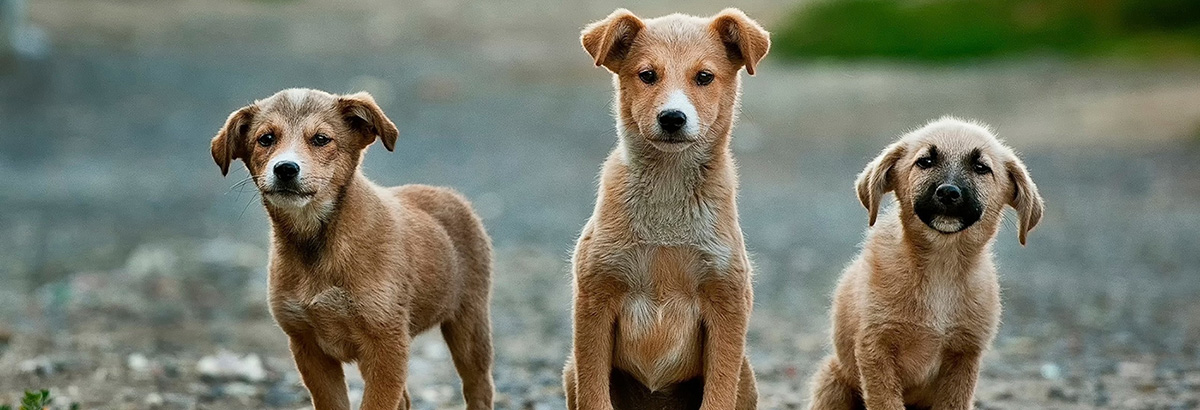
808 118 1045 410
564 9 769 410
211 89 494 410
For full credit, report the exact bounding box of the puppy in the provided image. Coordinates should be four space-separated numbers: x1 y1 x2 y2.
211 89 494 410
564 9 769 410
808 118 1045 410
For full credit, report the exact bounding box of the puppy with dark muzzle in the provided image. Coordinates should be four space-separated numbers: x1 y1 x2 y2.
211 89 494 410
808 117 1045 410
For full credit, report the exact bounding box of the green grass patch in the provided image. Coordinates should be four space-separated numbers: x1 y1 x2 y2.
1 390 50 410
774 0 1200 62
0 389 78 410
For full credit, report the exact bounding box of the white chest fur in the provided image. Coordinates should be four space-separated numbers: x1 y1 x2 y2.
925 275 960 334
612 246 706 390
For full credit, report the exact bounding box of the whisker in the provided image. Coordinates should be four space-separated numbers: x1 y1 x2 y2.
228 172 257 203
227 171 265 194
239 192 260 221
228 176 254 188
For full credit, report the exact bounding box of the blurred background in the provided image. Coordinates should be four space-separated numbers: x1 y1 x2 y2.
0 0 1198 408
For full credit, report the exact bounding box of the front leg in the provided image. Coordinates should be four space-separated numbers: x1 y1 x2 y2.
931 348 982 410
855 324 904 410
289 334 351 410
570 283 618 410
358 331 412 410
699 279 752 410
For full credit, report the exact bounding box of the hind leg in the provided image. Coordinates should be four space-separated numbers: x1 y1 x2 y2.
735 358 758 410
808 357 861 410
441 301 494 410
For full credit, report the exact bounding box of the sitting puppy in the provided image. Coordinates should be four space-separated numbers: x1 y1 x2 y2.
564 8 769 410
211 89 494 410
808 118 1044 410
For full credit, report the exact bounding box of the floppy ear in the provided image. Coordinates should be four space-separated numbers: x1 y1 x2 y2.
1005 156 1044 246
855 141 906 226
710 8 770 75
337 92 399 152
581 9 645 72
211 105 257 177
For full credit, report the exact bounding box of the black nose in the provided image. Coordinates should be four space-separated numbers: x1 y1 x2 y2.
657 110 687 133
935 184 962 205
274 161 300 180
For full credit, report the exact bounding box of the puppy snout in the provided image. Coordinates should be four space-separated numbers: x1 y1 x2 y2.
274 161 300 180
657 110 687 134
935 184 962 205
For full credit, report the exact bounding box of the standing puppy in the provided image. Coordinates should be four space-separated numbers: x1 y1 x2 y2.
808 118 1045 410
564 9 769 410
211 89 494 410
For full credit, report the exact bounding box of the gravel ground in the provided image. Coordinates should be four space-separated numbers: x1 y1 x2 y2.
2 0 1200 408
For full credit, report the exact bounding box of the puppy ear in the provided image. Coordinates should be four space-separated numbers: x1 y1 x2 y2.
710 8 770 75
581 9 645 72
855 141 906 226
211 105 257 177
1005 156 1044 246
338 92 399 152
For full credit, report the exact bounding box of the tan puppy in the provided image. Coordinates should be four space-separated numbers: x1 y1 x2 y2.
564 9 769 410
211 89 494 410
808 118 1045 410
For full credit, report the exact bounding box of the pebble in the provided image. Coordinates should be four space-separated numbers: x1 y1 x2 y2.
196 350 266 382
221 382 258 398
127 353 151 374
1118 361 1156 379
18 355 57 376
1040 362 1062 380
144 392 163 406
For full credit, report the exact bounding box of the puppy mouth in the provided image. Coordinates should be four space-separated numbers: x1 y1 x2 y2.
645 133 696 152
926 215 968 233
650 135 693 144
915 207 981 234
263 188 316 199
914 201 981 234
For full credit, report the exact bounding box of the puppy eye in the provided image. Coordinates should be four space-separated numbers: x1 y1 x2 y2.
695 71 714 86
638 70 658 85
916 156 935 169
973 162 991 175
311 134 332 147
257 133 275 147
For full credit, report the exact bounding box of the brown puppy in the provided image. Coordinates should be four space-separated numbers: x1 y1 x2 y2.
564 9 769 410
211 89 494 410
808 118 1045 410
